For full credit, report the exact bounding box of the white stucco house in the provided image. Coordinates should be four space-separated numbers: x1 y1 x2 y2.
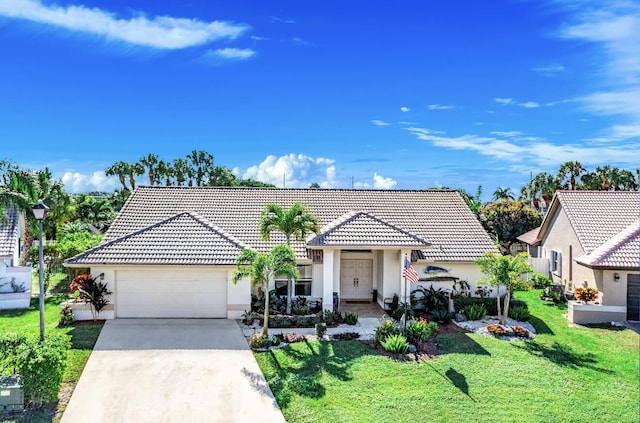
0 208 32 308
65 187 498 319
518 191 640 324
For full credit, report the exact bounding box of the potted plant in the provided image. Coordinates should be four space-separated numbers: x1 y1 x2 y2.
574 287 599 304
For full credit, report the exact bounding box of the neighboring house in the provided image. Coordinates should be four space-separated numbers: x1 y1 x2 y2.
65 187 498 319
518 191 640 323
0 208 31 295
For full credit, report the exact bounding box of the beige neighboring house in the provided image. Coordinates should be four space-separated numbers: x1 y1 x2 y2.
65 187 498 319
518 191 640 324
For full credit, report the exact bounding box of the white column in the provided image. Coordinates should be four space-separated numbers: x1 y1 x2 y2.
323 249 335 311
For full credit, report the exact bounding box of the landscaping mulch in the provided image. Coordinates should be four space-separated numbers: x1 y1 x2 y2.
72 319 106 326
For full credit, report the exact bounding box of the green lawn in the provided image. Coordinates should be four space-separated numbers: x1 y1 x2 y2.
255 290 640 423
0 295 102 422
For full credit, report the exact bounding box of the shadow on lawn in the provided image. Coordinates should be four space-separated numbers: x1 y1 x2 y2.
436 333 491 356
261 340 373 408
514 341 614 375
528 315 554 335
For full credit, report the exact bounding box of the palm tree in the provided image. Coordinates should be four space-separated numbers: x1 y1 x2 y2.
105 161 130 191
533 172 559 209
492 187 515 201
172 158 191 186
127 162 144 190
259 202 321 314
232 245 299 337
155 160 173 186
187 150 214 186
558 161 585 190
616 169 637 190
139 154 159 185
35 168 71 239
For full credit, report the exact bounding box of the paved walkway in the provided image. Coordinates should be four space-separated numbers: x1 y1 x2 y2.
62 319 285 423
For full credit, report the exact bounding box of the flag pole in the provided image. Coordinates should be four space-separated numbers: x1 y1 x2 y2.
403 253 408 335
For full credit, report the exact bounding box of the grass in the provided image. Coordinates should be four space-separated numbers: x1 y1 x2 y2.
0 294 102 422
255 290 640 423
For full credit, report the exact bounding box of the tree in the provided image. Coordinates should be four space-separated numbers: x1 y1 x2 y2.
35 168 72 240
492 187 515 201
210 166 238 186
139 153 159 185
232 245 299 336
172 158 191 186
558 161 585 190
109 189 131 211
127 162 144 190
105 161 130 191
480 200 542 255
259 202 321 314
475 252 533 325
533 172 559 209
309 182 321 189
73 195 115 230
458 185 482 217
187 150 214 187
155 160 173 186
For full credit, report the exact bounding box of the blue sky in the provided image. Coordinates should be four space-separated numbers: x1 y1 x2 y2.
1 0 639 199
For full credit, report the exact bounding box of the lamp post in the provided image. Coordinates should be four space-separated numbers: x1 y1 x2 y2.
32 200 49 342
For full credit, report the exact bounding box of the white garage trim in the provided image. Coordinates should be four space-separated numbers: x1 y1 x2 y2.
116 269 228 318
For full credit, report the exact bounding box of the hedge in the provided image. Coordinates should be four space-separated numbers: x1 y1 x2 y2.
453 296 528 316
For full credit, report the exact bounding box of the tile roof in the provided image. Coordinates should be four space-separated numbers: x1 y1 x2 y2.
575 220 640 268
66 211 247 266
70 187 498 265
306 211 431 248
516 227 540 245
0 209 19 258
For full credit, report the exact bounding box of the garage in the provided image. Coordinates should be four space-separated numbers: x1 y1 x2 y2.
115 269 228 318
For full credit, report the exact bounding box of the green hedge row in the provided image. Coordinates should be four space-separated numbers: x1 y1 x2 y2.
453 296 528 316
267 313 323 328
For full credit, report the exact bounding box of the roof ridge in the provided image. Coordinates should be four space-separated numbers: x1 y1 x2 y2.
181 211 249 251
577 219 640 266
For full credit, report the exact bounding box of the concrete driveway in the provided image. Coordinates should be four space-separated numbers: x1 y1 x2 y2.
61 319 285 423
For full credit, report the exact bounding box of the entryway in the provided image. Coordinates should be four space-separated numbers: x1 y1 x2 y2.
627 274 639 321
340 259 373 300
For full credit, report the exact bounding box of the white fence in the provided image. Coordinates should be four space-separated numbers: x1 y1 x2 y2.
525 257 549 278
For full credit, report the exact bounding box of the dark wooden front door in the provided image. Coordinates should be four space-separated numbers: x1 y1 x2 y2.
627 274 640 321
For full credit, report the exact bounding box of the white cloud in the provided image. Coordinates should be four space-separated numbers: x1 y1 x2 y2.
495 98 539 108
400 107 410 112
494 97 513 105
371 119 391 127
0 0 249 49
241 154 337 188
532 64 566 75
61 171 118 193
427 104 455 110
201 48 256 63
490 131 522 137
521 101 540 108
373 173 397 189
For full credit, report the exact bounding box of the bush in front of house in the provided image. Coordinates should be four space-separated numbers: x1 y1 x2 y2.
405 319 438 344
343 312 358 325
530 273 553 288
15 334 70 407
454 296 528 316
315 322 327 338
374 319 400 344
463 303 487 321
250 333 269 349
508 306 531 322
381 334 409 355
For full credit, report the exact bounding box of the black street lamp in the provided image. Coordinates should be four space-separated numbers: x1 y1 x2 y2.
32 200 49 342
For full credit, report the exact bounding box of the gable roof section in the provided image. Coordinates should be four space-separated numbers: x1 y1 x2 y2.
66 212 247 266
96 187 498 263
516 226 540 246
306 211 431 248
0 209 19 258
575 220 640 268
538 191 640 254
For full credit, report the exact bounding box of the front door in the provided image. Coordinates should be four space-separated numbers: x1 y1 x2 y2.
340 259 373 300
627 274 640 321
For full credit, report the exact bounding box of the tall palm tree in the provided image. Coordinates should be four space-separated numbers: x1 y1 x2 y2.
594 165 613 190
105 161 130 191
259 202 321 313
139 154 159 186
127 162 144 190
534 172 559 209
492 187 515 201
35 168 71 240
232 245 299 337
155 160 173 186
187 150 214 187
172 158 191 186
617 169 637 191
558 161 585 190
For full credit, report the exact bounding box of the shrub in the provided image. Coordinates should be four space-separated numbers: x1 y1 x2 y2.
270 335 281 346
454 296 528 316
486 324 506 337
405 319 438 344
58 302 75 327
392 302 414 321
332 332 361 341
381 334 409 354
16 334 70 407
575 287 599 303
509 306 531 322
512 325 530 338
431 309 454 323
323 309 339 324
70 274 112 321
375 319 400 344
540 286 565 304
249 333 269 349
511 279 533 291
315 322 327 338
292 306 310 316
530 273 552 288
0 333 27 375
414 285 449 312
463 303 487 321
344 312 358 325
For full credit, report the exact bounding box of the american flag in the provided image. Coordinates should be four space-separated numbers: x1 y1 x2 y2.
402 257 419 283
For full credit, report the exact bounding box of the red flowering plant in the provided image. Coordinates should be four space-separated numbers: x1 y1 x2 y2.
575 287 599 304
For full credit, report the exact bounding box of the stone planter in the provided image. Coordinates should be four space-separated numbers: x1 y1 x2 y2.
568 301 626 324
62 301 115 321
0 290 32 310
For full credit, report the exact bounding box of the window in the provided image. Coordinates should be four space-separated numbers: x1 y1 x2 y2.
551 250 561 276
275 265 313 297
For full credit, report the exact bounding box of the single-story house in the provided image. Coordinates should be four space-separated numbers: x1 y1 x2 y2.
517 190 640 323
65 187 499 319
0 208 32 300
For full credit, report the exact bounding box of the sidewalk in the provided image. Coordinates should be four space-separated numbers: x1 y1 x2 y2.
238 317 385 341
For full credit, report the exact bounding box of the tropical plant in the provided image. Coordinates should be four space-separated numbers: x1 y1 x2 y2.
249 333 269 349
210 166 238 186
508 306 531 322
69 274 112 321
392 301 415 321
232 245 299 337
105 160 130 191
323 309 339 324
413 285 449 312
457 185 483 217
381 334 409 354
73 194 115 229
512 325 530 338
493 187 515 201
431 309 454 323
139 153 159 185
463 303 487 321
155 159 173 186
187 150 215 186
259 202 320 313
575 287 599 303
343 312 358 325
486 323 506 337
315 322 327 338
475 252 533 325
530 273 552 288
109 189 131 211
58 302 75 327
405 319 437 344
127 162 144 190
172 158 191 186
558 161 586 190
374 319 400 344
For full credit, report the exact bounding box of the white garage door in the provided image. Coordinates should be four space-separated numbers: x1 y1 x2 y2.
116 269 228 318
